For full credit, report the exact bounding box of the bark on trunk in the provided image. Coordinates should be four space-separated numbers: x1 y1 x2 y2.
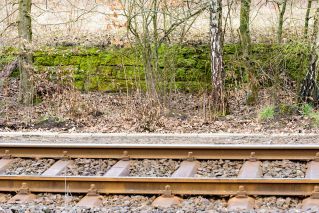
277 0 287 43
18 0 33 105
239 0 257 105
304 0 313 38
239 0 251 56
300 0 319 103
210 0 226 114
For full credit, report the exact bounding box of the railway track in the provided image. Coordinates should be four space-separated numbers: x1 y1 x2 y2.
0 143 319 211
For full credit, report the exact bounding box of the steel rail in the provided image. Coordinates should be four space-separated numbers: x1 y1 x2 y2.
0 176 317 196
0 144 319 159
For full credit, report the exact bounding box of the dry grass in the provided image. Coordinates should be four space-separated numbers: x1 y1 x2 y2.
0 77 315 133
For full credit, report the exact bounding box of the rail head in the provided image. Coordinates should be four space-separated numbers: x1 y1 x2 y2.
0 143 319 149
0 144 319 160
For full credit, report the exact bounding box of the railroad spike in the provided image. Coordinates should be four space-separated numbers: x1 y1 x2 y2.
186 152 195 161
18 182 30 195
2 150 11 159
62 151 70 160
7 182 36 204
236 186 248 198
152 185 183 208
162 185 173 198
249 152 257 162
228 186 255 211
122 151 130 161
87 184 99 196
76 184 103 208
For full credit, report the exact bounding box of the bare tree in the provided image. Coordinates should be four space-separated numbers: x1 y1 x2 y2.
300 0 319 103
304 0 313 38
18 0 33 105
239 0 258 105
239 0 251 56
276 0 288 43
122 0 207 102
210 0 225 114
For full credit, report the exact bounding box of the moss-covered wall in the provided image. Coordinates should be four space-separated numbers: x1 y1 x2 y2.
0 43 310 92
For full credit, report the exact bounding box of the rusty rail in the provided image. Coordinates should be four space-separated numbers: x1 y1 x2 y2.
0 176 317 196
0 144 319 159
0 144 318 197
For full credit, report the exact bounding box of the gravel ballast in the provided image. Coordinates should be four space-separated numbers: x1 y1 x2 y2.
61 158 117 176
255 196 302 213
262 160 307 178
129 159 181 177
0 195 228 213
101 195 228 213
4 158 56 175
0 195 310 213
0 194 83 213
0 193 12 203
195 160 243 178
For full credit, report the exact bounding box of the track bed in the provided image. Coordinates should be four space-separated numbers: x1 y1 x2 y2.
0 143 318 211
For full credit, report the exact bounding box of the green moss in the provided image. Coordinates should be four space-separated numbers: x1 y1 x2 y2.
224 44 240 55
175 68 208 81
0 55 15 69
87 79 140 92
1 42 311 93
69 56 82 65
99 53 114 65
10 68 20 78
54 55 70 66
74 80 85 90
79 56 101 71
34 56 55 66
280 42 309 82
99 66 116 78
116 66 145 80
85 75 100 91
86 47 100 55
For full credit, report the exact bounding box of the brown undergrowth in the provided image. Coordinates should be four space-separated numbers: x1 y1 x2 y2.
0 78 317 133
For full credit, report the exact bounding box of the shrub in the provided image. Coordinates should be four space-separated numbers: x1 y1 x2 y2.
258 105 275 121
300 103 314 116
299 103 319 126
309 112 319 126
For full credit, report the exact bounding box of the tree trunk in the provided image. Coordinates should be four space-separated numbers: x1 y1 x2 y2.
239 0 251 56
277 0 287 43
304 0 313 38
210 0 226 114
239 0 257 105
18 0 33 105
300 0 319 103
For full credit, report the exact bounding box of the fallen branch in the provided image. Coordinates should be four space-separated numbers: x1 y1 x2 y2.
0 59 18 79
